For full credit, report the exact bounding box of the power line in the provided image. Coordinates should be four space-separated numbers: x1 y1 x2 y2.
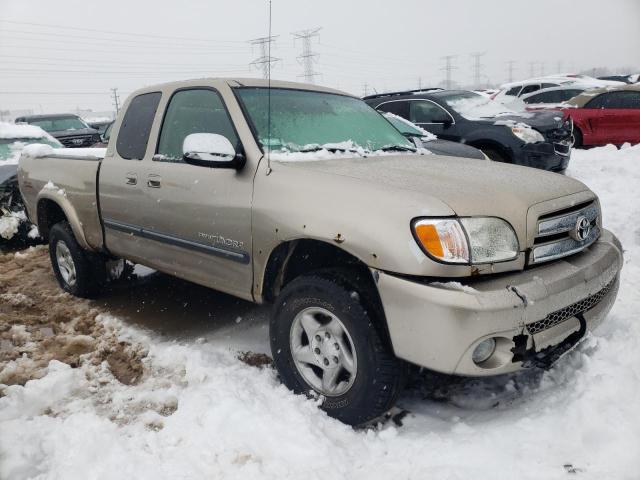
506 60 517 82
111 88 120 113
440 55 457 89
249 35 280 79
0 19 246 44
470 51 486 88
292 27 321 83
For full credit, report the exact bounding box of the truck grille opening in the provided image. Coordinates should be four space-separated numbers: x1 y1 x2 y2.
529 201 600 264
526 277 616 335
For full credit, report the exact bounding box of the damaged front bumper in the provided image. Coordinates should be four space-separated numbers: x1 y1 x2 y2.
375 229 623 376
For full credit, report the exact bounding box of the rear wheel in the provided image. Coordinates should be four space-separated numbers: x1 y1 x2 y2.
271 271 405 425
49 221 106 298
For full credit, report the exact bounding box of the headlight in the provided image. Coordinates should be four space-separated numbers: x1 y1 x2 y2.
413 217 519 264
511 126 544 144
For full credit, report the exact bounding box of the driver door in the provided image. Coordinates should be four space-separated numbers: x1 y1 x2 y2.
136 87 254 300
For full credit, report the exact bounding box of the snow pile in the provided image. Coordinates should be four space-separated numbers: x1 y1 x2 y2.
0 122 49 140
0 145 639 479
383 112 437 141
0 210 26 240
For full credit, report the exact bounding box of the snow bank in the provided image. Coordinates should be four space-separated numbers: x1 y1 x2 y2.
1 145 639 479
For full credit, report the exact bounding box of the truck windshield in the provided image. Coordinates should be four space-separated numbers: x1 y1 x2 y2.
236 88 415 155
27 117 90 132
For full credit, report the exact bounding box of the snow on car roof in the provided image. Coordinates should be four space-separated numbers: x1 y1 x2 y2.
0 122 51 140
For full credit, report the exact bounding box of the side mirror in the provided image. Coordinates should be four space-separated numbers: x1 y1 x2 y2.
182 133 243 169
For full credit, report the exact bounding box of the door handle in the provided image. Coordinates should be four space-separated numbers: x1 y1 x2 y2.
147 175 162 188
125 173 137 185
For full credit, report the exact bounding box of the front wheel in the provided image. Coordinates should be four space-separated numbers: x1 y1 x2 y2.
270 272 405 425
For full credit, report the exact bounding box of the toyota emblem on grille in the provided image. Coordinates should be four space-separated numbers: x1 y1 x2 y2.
572 216 591 241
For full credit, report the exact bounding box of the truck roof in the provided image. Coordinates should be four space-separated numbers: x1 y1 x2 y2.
127 77 353 100
16 113 81 121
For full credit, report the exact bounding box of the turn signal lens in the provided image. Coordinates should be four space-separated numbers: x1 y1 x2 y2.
414 219 469 263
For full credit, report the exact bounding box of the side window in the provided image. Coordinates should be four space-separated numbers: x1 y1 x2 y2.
520 84 541 96
410 101 451 124
524 91 557 104
505 86 522 96
560 89 584 102
603 91 640 109
585 94 608 109
157 88 239 160
116 92 162 160
375 101 409 119
541 83 559 89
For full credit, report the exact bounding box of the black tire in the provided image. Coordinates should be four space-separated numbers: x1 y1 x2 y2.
572 127 583 149
482 148 509 163
49 221 106 298
271 270 405 425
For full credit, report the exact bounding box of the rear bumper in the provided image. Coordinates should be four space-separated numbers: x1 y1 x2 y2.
376 229 622 376
514 141 571 172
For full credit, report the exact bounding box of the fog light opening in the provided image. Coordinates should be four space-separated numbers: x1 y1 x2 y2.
472 338 497 365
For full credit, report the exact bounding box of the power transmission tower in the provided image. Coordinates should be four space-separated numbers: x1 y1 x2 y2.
539 62 546 77
249 35 280 79
292 27 321 83
110 88 120 114
470 52 486 88
529 61 537 78
506 60 516 82
363 83 369 97
556 60 564 74
440 55 457 89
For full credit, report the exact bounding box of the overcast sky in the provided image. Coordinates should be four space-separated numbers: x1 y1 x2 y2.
1 0 639 115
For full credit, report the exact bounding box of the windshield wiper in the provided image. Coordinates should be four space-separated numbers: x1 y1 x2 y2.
380 145 417 153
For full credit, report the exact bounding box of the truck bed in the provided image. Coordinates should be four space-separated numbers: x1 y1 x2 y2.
18 145 106 251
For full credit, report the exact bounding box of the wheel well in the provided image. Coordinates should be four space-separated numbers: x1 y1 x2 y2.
36 199 67 240
262 239 393 346
467 140 511 161
262 239 371 303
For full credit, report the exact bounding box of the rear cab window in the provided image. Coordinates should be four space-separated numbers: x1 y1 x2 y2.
116 92 162 160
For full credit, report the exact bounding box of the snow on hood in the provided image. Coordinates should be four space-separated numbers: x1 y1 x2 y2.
269 140 427 162
0 122 50 140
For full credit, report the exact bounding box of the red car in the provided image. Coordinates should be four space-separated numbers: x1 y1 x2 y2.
561 85 640 147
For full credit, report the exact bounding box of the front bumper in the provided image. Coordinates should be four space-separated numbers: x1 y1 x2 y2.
376 229 622 376
515 141 571 172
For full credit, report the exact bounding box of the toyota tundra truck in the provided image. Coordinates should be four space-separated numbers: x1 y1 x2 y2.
17 78 623 425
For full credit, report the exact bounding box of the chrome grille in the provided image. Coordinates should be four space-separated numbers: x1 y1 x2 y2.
60 135 94 147
526 278 616 335
530 202 600 264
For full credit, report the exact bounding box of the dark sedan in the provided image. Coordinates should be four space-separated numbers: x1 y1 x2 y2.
14 114 100 148
365 89 572 172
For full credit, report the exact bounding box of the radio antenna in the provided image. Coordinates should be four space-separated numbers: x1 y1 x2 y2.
266 0 273 175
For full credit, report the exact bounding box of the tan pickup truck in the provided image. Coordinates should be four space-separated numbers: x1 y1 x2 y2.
18 78 623 425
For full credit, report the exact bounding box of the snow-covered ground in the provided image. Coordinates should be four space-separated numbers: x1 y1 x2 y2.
1 145 639 480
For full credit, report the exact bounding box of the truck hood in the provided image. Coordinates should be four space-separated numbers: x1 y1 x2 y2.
50 127 98 138
277 154 591 246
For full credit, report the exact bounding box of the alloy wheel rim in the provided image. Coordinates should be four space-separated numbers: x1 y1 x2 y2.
55 241 77 287
289 306 358 397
